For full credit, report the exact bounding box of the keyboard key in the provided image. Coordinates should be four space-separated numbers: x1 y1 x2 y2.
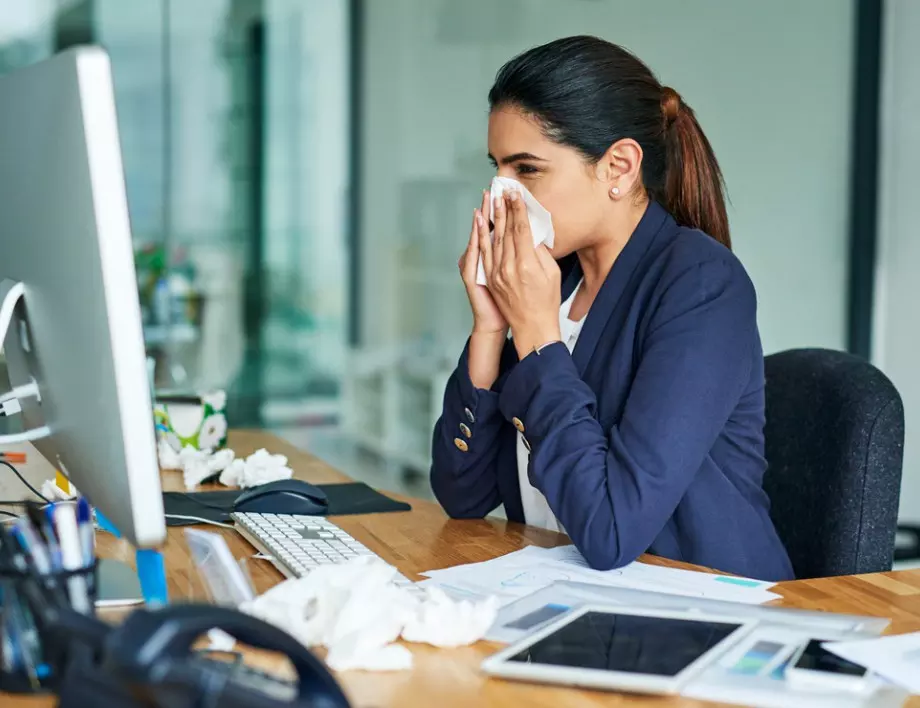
231 512 395 579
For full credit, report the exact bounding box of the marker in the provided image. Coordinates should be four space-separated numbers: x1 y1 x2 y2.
0 452 26 464
53 503 90 613
11 519 68 609
76 497 94 566
30 504 62 571
11 522 51 576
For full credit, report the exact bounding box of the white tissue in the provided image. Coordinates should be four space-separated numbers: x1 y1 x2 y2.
158 439 291 491
240 557 497 672
218 449 293 489
206 628 237 653
158 440 237 490
401 586 499 648
476 176 555 286
157 439 182 470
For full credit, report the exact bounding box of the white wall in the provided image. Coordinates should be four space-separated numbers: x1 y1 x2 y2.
874 0 920 522
358 0 856 355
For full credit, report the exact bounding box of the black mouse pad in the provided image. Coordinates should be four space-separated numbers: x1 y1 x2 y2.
163 482 411 526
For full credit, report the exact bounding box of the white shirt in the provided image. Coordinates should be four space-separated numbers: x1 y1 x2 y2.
517 280 587 532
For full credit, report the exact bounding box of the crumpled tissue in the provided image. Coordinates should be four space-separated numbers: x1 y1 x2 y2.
239 557 497 672
218 449 293 489
158 439 236 489
157 440 292 490
476 175 555 286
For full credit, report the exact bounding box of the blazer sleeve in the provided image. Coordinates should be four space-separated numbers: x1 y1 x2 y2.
430 338 516 518
497 258 757 569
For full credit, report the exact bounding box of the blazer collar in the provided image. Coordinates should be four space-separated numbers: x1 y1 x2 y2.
563 201 671 375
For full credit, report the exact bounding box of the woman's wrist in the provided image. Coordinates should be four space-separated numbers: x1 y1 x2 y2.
468 329 508 390
512 324 562 360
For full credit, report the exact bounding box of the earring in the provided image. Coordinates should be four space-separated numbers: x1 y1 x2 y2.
611 187 620 196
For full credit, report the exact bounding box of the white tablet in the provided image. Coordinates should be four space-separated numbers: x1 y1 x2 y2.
481 604 754 695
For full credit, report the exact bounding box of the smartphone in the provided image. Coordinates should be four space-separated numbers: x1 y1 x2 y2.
785 639 871 693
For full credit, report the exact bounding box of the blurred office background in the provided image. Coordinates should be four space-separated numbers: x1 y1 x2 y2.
1 1 918 523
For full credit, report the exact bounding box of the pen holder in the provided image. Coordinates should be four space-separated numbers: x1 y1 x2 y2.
0 559 99 694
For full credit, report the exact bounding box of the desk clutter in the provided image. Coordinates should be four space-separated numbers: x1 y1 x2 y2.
0 499 96 693
3 427 913 706
185 528 496 671
0 502 352 707
238 553 497 671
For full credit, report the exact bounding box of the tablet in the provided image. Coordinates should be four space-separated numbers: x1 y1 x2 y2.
481 605 754 695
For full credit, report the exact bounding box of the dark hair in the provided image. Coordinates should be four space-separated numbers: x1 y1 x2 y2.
488 36 730 249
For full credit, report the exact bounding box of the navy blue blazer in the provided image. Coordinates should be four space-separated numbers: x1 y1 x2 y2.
431 201 793 581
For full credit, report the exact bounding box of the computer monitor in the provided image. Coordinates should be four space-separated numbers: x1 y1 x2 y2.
0 47 166 548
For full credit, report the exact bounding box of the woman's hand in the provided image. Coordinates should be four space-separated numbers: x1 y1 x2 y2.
460 191 509 390
459 190 508 336
482 191 562 360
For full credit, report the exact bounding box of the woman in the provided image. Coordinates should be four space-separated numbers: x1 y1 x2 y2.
431 36 792 581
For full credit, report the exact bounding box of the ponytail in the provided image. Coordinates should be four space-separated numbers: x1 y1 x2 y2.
660 87 731 249
488 36 731 248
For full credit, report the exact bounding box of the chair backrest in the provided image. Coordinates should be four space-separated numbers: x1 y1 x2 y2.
763 348 904 578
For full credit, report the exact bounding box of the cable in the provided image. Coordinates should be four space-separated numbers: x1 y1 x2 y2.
0 425 51 445
177 492 235 512
0 460 51 504
0 379 41 407
0 281 24 360
0 509 19 519
164 514 235 529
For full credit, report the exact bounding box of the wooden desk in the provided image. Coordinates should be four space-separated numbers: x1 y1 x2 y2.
7 429 920 707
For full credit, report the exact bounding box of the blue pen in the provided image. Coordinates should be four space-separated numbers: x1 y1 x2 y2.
11 523 52 576
40 504 62 570
76 497 94 567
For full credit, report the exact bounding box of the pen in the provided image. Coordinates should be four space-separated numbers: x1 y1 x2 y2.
53 503 91 613
0 452 26 464
76 496 94 567
27 503 62 571
11 521 52 576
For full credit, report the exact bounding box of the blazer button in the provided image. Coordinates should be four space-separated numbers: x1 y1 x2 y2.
512 417 525 433
459 423 472 439
464 407 475 424
454 438 469 452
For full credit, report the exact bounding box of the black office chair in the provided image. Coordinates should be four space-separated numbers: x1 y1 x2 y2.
763 348 904 579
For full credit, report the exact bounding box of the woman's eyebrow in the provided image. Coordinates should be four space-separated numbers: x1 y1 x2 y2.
487 152 548 166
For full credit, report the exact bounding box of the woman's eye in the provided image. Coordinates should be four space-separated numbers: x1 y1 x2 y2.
515 164 539 176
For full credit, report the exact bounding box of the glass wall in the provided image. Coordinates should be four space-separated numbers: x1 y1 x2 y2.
0 0 349 429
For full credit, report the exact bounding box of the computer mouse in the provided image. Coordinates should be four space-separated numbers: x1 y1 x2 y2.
233 479 329 515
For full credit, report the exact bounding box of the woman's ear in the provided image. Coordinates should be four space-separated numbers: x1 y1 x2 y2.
595 138 643 198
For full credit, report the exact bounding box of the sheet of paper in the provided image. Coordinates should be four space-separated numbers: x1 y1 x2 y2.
826 632 920 695
420 545 780 606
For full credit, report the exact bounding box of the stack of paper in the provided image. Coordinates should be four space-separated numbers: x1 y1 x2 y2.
419 545 779 606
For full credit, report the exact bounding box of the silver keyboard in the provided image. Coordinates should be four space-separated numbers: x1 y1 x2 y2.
231 512 379 578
